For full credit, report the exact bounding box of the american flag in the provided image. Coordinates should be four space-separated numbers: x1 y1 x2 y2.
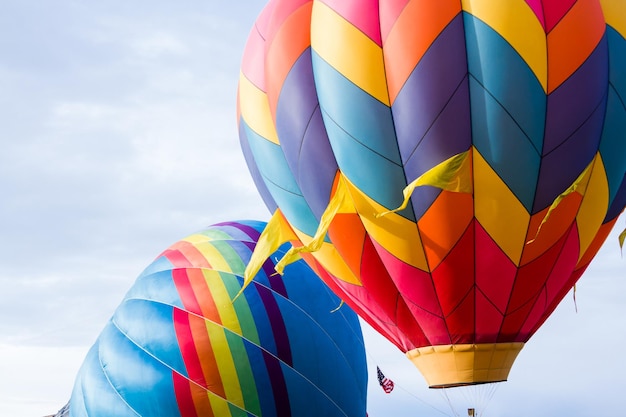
376 366 394 394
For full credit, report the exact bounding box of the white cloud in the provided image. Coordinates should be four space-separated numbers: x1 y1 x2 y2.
0 344 85 417
129 32 190 58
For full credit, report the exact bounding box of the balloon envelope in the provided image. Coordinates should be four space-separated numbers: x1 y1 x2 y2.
238 0 626 387
67 220 368 416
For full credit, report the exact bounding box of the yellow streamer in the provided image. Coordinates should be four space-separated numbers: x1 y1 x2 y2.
527 162 593 245
619 227 625 255
275 176 354 275
376 150 473 218
235 210 297 301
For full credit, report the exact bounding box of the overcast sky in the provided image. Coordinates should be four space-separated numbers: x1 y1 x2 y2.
0 1 624 417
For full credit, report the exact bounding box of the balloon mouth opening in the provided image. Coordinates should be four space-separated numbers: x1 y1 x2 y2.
406 342 524 388
428 379 506 389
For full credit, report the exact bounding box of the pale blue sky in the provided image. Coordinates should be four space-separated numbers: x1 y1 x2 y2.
0 1 624 416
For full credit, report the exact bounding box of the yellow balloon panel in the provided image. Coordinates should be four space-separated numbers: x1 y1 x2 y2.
311 1 389 105
344 177 429 271
474 149 530 265
576 155 610 260
601 0 626 35
238 73 280 145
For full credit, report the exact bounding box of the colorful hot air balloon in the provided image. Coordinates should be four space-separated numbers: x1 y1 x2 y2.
238 0 626 388
65 221 368 416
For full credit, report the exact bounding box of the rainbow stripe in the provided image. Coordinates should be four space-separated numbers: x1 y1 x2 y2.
68 220 367 417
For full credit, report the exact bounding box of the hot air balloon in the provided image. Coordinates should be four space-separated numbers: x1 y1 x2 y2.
238 0 626 388
64 220 368 416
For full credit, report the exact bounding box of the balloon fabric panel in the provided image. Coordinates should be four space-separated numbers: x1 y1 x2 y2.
311 51 411 216
382 0 461 104
238 73 279 145
239 122 279 214
602 23 626 219
391 13 471 187
545 0 605 91
464 0 549 90
275 52 338 219
265 3 313 118
242 121 320 237
312 1 388 104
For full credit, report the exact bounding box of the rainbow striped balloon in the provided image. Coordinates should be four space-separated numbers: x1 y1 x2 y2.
238 0 626 387
67 221 367 417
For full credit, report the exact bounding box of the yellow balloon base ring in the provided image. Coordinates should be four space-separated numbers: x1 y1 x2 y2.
406 342 525 388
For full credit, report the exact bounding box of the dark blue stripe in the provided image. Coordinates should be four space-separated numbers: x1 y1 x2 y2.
257 284 293 366
535 98 606 213
544 34 609 155
394 14 470 165
263 348 291 417
402 80 472 219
